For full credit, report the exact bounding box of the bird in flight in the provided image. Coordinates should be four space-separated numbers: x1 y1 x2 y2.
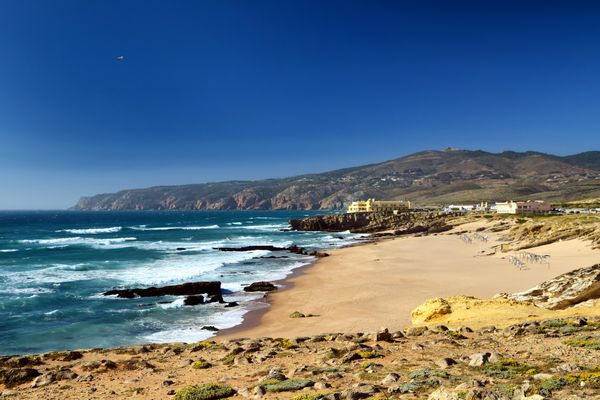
116 55 124 61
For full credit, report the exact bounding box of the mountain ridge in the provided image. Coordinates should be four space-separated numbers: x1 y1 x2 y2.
72 149 600 210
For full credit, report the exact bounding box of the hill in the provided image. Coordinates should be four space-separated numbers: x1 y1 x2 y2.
72 149 600 210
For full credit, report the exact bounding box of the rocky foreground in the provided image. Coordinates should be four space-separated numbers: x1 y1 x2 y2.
1 317 599 399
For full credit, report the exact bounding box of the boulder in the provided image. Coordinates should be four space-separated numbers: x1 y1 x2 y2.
184 295 204 306
468 353 491 367
411 298 452 323
31 373 55 388
1 368 41 388
244 282 277 292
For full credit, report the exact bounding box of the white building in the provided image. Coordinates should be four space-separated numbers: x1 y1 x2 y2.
495 200 551 215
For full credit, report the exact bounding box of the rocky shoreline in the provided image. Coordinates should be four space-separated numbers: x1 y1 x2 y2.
289 211 452 234
1 317 598 399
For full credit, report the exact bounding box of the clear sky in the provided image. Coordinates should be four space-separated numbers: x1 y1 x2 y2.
1 1 600 209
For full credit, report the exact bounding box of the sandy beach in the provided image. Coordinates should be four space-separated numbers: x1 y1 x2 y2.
220 220 600 339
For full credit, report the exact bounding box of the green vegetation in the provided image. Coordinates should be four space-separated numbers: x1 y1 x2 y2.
190 341 219 351
539 372 600 396
408 368 449 380
360 361 383 369
357 350 382 359
261 379 314 392
564 336 600 350
191 360 212 369
174 384 236 400
394 383 420 393
481 359 537 379
277 338 299 349
443 330 467 339
221 354 236 365
289 393 331 400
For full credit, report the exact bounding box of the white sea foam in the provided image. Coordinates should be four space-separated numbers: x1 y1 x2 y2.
130 225 220 231
238 223 288 231
44 309 60 315
226 222 243 226
0 249 18 253
2 249 271 286
59 227 122 234
0 287 54 295
19 237 137 249
158 298 185 309
143 307 248 343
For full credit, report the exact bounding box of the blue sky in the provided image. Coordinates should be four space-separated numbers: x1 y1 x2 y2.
1 1 600 209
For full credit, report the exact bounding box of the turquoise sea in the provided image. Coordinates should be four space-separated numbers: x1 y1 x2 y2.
0 211 363 355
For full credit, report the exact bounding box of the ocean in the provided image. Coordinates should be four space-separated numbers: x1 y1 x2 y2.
0 210 364 355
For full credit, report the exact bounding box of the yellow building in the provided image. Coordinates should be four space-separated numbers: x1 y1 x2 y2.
347 198 411 213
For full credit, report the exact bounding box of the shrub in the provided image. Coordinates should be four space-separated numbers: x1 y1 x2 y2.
192 360 212 369
262 379 314 392
357 350 382 359
278 338 299 349
408 368 449 380
289 393 331 400
564 336 600 350
482 359 537 379
174 384 236 400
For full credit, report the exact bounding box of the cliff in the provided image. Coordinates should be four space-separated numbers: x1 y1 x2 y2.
72 149 600 210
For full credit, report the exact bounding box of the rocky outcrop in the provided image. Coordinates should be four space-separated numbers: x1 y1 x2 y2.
411 298 452 324
243 282 277 292
104 282 222 298
506 264 600 309
183 295 204 306
214 245 329 257
289 211 450 234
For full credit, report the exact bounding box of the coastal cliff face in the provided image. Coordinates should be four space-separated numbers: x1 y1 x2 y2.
72 150 600 210
289 211 450 233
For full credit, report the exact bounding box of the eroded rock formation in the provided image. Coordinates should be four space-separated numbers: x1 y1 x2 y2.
507 264 600 309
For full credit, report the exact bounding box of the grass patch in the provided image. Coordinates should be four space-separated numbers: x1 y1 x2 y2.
289 393 331 400
408 368 449 380
174 384 236 400
190 341 219 351
482 359 537 379
564 336 600 350
357 350 382 359
261 379 314 392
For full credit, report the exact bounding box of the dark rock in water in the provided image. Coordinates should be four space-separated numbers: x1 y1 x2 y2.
215 245 329 258
258 255 289 259
207 294 226 303
244 281 277 292
214 245 286 252
225 302 239 307
175 247 187 251
201 326 220 331
184 295 204 306
104 281 221 298
1 368 41 388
